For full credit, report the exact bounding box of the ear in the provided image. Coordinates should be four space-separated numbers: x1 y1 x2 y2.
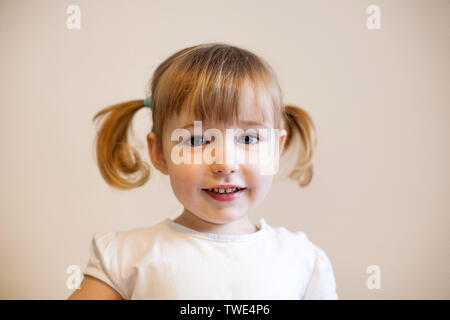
278 128 287 156
147 132 169 176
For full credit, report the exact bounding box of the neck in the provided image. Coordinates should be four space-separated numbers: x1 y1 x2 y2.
173 209 258 235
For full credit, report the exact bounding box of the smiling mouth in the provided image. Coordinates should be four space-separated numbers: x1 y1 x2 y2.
201 187 247 202
201 187 247 194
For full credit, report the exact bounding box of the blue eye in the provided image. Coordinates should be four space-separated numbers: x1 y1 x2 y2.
185 136 209 147
238 135 259 145
184 134 259 147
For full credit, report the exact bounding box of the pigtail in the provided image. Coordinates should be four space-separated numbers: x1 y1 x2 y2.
92 99 151 190
282 105 319 187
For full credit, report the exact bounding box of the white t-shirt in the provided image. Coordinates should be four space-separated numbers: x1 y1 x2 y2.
83 218 338 300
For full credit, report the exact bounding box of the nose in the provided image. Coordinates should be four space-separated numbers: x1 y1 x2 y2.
211 162 239 174
210 135 240 175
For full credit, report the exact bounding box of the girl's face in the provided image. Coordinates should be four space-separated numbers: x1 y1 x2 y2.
147 103 286 229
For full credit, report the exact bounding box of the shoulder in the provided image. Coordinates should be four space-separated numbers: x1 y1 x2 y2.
85 219 169 299
89 219 168 263
114 219 169 251
265 222 318 258
302 241 338 299
273 225 338 300
266 222 336 280
268 227 339 300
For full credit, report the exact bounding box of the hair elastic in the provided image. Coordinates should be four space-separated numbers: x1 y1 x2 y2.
144 96 152 108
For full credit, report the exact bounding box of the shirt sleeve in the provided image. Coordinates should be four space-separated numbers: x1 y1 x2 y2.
302 245 338 300
83 231 126 299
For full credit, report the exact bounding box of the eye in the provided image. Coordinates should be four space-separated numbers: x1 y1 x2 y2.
238 134 259 145
185 135 209 147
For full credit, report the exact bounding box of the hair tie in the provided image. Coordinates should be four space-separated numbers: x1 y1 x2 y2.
144 96 152 108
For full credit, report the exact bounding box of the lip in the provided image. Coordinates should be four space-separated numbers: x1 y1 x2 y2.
201 187 247 202
202 185 246 189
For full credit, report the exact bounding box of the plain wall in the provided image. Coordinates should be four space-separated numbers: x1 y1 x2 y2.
0 0 448 299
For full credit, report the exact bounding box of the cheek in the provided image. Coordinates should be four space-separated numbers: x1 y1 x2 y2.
168 164 204 197
255 175 274 197
245 165 274 199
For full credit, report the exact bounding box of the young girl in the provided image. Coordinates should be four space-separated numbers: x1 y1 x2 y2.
68 42 338 300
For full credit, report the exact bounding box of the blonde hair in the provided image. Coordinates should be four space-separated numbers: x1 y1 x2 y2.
92 42 318 189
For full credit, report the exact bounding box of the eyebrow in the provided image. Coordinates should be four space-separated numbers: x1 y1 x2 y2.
180 120 271 129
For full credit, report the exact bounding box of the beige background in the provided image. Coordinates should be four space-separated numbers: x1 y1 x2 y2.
0 0 449 299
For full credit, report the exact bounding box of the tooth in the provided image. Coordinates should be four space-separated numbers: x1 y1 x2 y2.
208 188 241 194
